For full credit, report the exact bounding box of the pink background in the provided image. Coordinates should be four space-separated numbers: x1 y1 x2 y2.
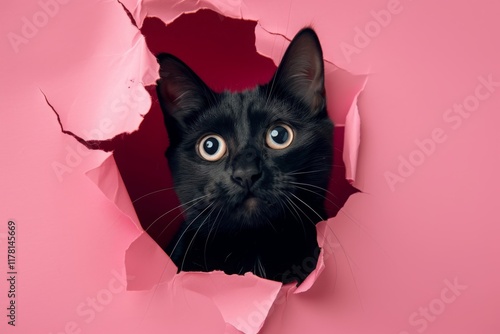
1 0 499 333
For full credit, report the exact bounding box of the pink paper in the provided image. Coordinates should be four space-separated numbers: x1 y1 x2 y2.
2 0 499 333
343 78 367 183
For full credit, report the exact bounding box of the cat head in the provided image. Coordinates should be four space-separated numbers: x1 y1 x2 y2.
156 28 333 234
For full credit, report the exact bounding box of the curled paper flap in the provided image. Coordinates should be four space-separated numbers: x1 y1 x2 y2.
343 76 368 184
86 155 141 227
292 221 329 294
125 231 176 291
178 271 282 334
343 100 361 184
32 1 157 142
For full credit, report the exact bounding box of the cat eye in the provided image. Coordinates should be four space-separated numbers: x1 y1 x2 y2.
266 124 294 149
197 134 227 161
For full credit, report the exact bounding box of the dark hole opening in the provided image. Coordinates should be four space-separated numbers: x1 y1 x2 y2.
112 9 358 249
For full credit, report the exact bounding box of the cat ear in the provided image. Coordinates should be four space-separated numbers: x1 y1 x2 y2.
272 28 326 115
156 53 214 125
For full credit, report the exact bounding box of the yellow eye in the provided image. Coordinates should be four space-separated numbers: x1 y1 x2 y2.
266 124 294 149
197 134 227 161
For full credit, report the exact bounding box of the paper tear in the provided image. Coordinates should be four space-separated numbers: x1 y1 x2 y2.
35 0 158 142
125 231 175 290
43 90 125 152
85 155 141 227
3 0 496 332
178 271 282 334
343 76 368 184
4 0 366 332
292 222 329 294
116 6 362 332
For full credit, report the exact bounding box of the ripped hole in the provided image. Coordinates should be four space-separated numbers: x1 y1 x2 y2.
113 9 357 255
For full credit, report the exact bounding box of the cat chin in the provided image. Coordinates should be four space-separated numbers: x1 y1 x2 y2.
242 196 260 210
233 199 265 218
224 197 277 228
237 193 274 211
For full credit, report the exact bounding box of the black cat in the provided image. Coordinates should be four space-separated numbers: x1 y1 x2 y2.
156 28 333 284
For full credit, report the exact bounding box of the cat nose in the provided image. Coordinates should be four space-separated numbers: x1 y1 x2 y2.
232 149 262 189
232 168 262 189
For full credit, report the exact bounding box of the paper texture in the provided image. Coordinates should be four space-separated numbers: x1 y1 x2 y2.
1 0 499 333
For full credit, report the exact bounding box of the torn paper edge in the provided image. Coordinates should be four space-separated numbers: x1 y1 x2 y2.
343 76 368 184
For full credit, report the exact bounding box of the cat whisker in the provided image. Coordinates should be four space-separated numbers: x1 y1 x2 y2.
286 161 334 175
145 194 210 233
264 73 277 109
210 206 225 243
285 192 361 298
274 194 287 217
278 198 301 233
132 186 177 203
259 257 266 278
280 193 306 232
254 257 266 279
287 190 368 308
263 216 277 233
204 206 224 271
285 191 340 262
285 195 316 227
291 184 343 211
289 180 340 201
180 204 217 271
140 202 214 323
256 204 277 232
156 196 205 239
287 169 334 176
290 193 324 222
168 202 215 265
280 192 310 240
291 184 363 238
156 210 185 239
289 181 386 255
